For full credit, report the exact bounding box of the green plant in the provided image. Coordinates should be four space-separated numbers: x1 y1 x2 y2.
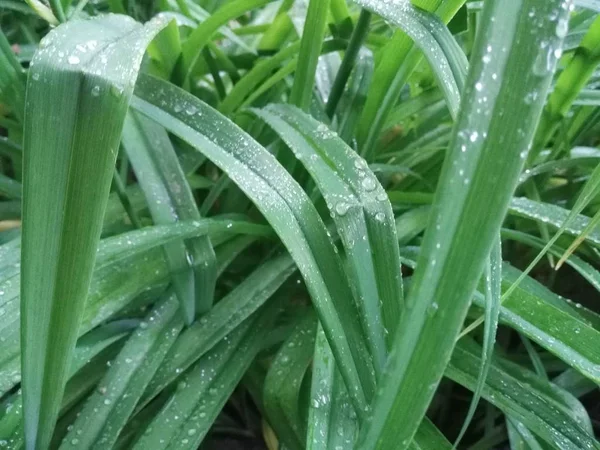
0 0 599 449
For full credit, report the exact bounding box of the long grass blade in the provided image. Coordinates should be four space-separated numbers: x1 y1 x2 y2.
357 1 568 447
132 73 375 414
122 111 217 323
21 15 168 449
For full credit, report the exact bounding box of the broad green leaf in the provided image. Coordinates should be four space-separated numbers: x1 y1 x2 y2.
21 15 168 448
358 1 569 447
132 73 375 414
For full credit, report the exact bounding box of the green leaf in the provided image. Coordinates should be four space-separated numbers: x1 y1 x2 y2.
21 15 168 449
354 0 467 120
289 0 331 110
532 14 600 161
358 1 569 447
264 310 317 450
254 104 403 372
356 0 464 157
454 238 502 447
447 339 599 450
132 302 279 449
177 0 274 85
122 110 217 323
132 73 375 415
59 294 183 449
142 253 296 406
0 29 25 121
306 325 357 450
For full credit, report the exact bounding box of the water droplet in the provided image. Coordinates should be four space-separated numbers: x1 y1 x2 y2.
469 131 479 142
362 177 377 191
554 48 562 59
185 105 197 115
68 55 80 65
91 85 100 96
71 439 79 445
354 158 368 170
375 212 385 222
335 201 350 216
556 17 568 38
188 428 197 436
475 82 483 91
31 73 40 81
427 302 439 316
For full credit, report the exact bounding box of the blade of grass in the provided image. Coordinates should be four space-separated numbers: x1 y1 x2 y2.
132 302 280 449
289 0 331 110
59 294 183 449
0 29 25 122
306 325 358 450
557 208 600 268
141 254 296 406
132 73 375 415
254 104 403 370
122 110 217 323
448 338 599 449
326 10 372 118
264 310 317 450
356 0 465 157
400 246 600 388
453 238 502 448
21 15 168 449
176 0 274 85
357 1 569 447
531 14 600 162
354 0 467 121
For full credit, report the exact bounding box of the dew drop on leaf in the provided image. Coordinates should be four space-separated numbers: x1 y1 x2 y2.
362 177 377 191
